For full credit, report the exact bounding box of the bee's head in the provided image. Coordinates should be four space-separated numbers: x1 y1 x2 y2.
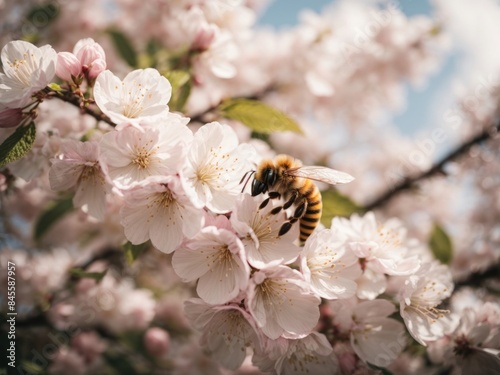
251 167 277 196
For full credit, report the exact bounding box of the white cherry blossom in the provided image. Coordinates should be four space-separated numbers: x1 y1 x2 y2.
0 40 57 108
246 265 321 340
99 118 192 190
49 139 109 220
120 175 203 254
399 262 457 346
230 194 301 269
332 212 421 299
182 121 255 213
172 216 250 304
350 299 406 367
93 68 172 130
184 299 261 371
332 212 420 276
300 228 362 300
253 333 339 375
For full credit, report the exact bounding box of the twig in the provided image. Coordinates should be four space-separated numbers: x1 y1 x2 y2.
51 90 116 127
364 119 500 211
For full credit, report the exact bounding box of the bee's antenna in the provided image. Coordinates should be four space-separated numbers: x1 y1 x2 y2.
240 170 251 185
241 170 255 193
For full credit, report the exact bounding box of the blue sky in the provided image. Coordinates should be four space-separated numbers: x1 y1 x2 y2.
256 0 451 136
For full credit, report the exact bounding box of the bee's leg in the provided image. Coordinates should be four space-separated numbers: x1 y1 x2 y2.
278 197 307 236
283 191 298 209
292 200 306 219
267 190 297 214
259 191 281 209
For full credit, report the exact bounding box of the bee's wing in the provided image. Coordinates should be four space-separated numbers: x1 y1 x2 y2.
287 166 354 185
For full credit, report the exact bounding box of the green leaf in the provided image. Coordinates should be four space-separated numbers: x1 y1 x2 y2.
70 268 107 282
107 30 138 67
33 196 74 241
0 121 36 167
218 99 303 134
164 70 192 112
320 189 361 227
124 241 149 264
429 223 453 264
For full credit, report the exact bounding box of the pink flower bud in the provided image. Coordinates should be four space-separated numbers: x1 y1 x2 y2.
144 327 170 358
0 106 23 128
56 52 82 83
74 38 106 71
87 58 107 80
192 24 217 51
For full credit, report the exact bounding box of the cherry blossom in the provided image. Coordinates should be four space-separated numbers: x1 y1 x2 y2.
300 227 361 300
246 265 321 340
0 40 57 108
399 262 457 346
230 194 301 269
253 332 339 375
172 216 250 304
182 121 255 213
99 118 191 190
120 175 203 253
49 139 109 220
349 299 406 367
184 299 261 370
331 212 421 299
93 68 172 130
56 38 106 83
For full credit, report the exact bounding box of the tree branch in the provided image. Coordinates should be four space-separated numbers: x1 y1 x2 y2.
50 90 116 127
364 119 500 211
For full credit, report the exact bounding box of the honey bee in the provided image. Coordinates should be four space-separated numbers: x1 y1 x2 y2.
241 154 354 243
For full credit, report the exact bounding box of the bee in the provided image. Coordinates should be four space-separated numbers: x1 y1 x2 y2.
241 154 354 243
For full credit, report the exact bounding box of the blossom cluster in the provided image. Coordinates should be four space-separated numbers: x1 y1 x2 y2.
0 1 499 374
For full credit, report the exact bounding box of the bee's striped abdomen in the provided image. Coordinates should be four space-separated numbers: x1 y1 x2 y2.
298 180 322 243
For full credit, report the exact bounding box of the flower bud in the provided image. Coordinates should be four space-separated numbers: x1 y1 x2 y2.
192 24 217 51
87 58 107 80
144 327 170 358
74 38 107 77
0 106 23 128
56 52 82 83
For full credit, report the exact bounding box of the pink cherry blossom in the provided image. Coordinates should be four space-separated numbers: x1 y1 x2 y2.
49 139 109 220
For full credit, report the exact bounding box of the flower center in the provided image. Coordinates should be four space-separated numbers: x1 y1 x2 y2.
79 163 104 185
121 80 153 118
132 147 153 169
159 189 174 208
9 53 34 86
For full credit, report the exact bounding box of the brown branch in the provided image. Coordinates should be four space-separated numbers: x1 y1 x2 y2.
50 90 116 127
454 261 500 290
364 118 500 211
